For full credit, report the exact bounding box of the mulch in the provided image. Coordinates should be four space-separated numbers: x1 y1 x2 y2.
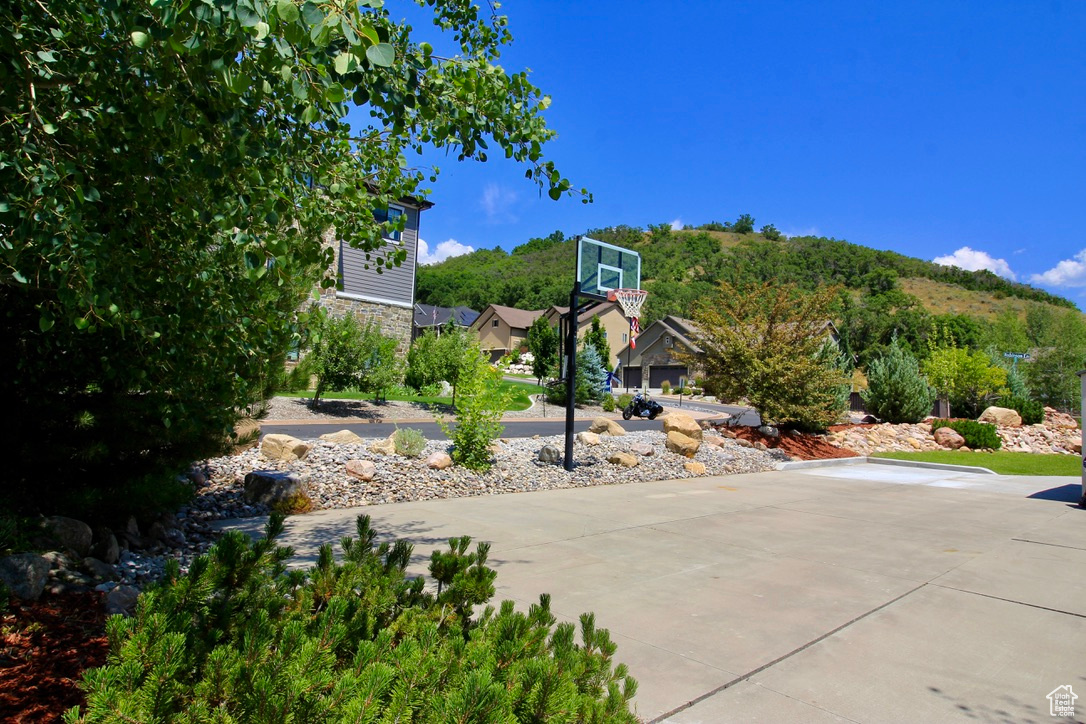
727 425 861 461
0 592 109 722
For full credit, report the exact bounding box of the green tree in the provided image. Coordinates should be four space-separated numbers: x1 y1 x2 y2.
678 282 850 429
308 312 366 407
922 345 1008 418
760 224 782 241
862 337 936 423
733 214 756 234
527 316 559 384
576 345 608 405
584 317 612 370
1 0 581 514
357 323 402 403
440 346 511 471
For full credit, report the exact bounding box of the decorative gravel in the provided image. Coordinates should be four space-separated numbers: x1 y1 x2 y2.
188 430 790 521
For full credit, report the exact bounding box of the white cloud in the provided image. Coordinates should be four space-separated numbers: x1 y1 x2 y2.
1030 249 1086 287
669 218 683 230
480 183 518 223
780 226 818 238
418 237 475 265
932 246 1017 281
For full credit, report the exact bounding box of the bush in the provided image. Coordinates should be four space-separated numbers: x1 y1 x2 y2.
660 380 672 395
618 393 634 410
930 419 1002 450
393 427 427 458
545 381 567 406
440 348 512 471
68 514 639 722
270 491 313 515
862 338 936 423
602 395 617 412
997 396 1045 425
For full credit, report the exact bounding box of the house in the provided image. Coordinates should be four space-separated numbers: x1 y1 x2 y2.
540 301 631 369
470 304 545 361
615 315 702 389
412 304 480 340
316 195 433 351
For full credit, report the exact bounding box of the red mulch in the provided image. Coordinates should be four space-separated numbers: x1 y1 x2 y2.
0 592 109 722
728 425 861 461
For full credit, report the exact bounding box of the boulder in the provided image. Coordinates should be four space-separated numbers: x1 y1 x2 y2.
320 429 364 445
576 431 601 446
426 452 454 470
662 412 703 441
588 417 626 436
607 452 639 468
979 406 1022 427
757 425 780 438
243 470 309 506
261 433 311 462
630 442 655 456
82 557 117 581
345 459 377 482
43 516 93 557
105 584 141 616
538 445 561 464
665 430 701 458
369 437 397 456
933 427 965 450
0 553 50 600
683 461 707 475
735 438 753 448
146 521 168 543
92 529 120 565
231 417 261 454
1044 407 1078 429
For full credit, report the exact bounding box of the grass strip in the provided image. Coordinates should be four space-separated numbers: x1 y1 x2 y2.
871 450 1080 476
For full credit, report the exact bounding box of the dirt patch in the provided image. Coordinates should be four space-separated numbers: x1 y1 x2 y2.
1 592 108 722
729 426 861 461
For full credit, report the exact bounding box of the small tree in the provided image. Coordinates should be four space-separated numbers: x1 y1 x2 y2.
584 317 612 370
923 345 1007 418
862 337 936 423
308 313 367 407
677 281 850 429
576 345 608 405
760 224 782 241
732 213 756 234
440 345 512 471
527 316 559 384
357 324 403 404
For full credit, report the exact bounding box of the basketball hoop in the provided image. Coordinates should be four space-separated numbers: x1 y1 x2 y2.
607 288 648 320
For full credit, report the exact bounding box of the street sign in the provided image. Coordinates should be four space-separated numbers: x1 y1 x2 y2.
1003 352 1031 361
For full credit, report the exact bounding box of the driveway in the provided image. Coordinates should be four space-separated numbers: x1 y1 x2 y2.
216 463 1085 723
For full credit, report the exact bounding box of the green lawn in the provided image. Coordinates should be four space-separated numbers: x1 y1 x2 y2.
278 380 545 412
871 450 1081 476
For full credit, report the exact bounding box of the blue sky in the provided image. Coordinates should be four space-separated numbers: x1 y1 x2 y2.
367 2 1086 303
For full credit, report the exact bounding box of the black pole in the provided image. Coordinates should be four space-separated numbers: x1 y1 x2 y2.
563 283 580 472
625 317 633 393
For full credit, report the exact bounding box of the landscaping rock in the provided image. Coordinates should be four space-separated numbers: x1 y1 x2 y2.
345 459 377 482
1044 407 1078 429
589 417 626 436
666 430 700 458
608 452 639 468
369 437 397 455
43 516 93 557
662 412 703 441
979 406 1022 427
934 427 966 450
0 553 50 600
426 452 454 470
105 584 141 616
630 442 655 456
320 429 364 445
576 431 601 446
92 529 120 565
538 445 561 464
702 436 728 448
82 557 117 581
243 470 309 506
735 438 753 448
684 461 707 475
261 433 311 462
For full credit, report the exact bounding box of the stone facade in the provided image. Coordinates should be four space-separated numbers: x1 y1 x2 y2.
316 294 413 352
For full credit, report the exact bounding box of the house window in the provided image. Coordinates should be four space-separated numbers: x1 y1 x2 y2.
623 333 628 343
373 205 405 241
665 336 672 347
492 318 499 328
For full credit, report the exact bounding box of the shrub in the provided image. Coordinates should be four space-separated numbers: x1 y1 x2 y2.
440 348 511 471
270 491 313 515
545 381 567 406
930 419 1002 450
393 427 427 458
618 393 634 410
997 395 1044 425
660 380 672 395
602 395 617 412
68 514 639 722
923 346 1007 419
862 338 936 423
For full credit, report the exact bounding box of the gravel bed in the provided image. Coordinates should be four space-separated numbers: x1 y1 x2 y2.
189 430 789 521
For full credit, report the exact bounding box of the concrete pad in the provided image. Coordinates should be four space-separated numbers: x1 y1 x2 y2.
664 680 854 723
747 585 1086 724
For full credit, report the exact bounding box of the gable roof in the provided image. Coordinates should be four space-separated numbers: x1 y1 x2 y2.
414 304 479 328
472 304 544 331
544 300 624 326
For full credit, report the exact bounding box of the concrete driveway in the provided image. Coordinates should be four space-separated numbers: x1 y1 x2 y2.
216 463 1086 723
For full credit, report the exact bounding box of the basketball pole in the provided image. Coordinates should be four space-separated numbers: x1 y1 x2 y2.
625 316 633 393
563 282 580 472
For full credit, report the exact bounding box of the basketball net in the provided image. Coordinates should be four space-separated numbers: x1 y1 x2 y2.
607 288 647 349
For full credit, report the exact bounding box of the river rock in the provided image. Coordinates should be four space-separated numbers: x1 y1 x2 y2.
43 516 93 557
576 431 601 446
933 427 965 450
0 553 50 600
684 461 707 475
261 434 311 462
105 584 141 616
538 445 561 464
979 407 1022 427
320 429 364 445
369 437 397 455
243 470 308 505
92 529 120 565
426 452 454 470
589 417 626 436
630 442 655 456
662 412 703 441
82 557 117 581
608 452 639 468
345 459 377 481
666 430 700 457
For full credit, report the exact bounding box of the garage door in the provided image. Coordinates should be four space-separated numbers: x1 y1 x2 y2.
623 367 642 388
649 365 687 388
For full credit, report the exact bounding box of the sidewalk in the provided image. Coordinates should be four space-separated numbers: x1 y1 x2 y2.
215 463 1085 723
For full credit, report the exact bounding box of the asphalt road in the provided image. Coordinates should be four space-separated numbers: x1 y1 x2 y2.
262 398 759 440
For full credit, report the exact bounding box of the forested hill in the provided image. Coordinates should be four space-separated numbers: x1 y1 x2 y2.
415 223 1077 326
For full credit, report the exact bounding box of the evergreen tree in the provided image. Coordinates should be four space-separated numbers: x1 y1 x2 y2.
576 346 608 404
527 316 559 384
862 337 936 423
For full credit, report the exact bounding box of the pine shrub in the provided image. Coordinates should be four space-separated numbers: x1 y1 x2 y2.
997 395 1044 425
930 419 1003 450
393 427 427 458
862 339 936 423
67 514 639 722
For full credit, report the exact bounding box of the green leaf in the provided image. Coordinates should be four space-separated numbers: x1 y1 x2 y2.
74 317 90 330
130 31 150 48
42 122 58 135
366 43 395 67
254 21 270 41
548 186 561 201
12 270 27 284
237 5 261 27
333 52 352 75
325 83 345 103
37 50 57 62
39 313 54 332
276 0 299 23
301 2 323 26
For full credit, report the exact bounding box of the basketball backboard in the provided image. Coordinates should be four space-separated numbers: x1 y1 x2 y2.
576 236 640 300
